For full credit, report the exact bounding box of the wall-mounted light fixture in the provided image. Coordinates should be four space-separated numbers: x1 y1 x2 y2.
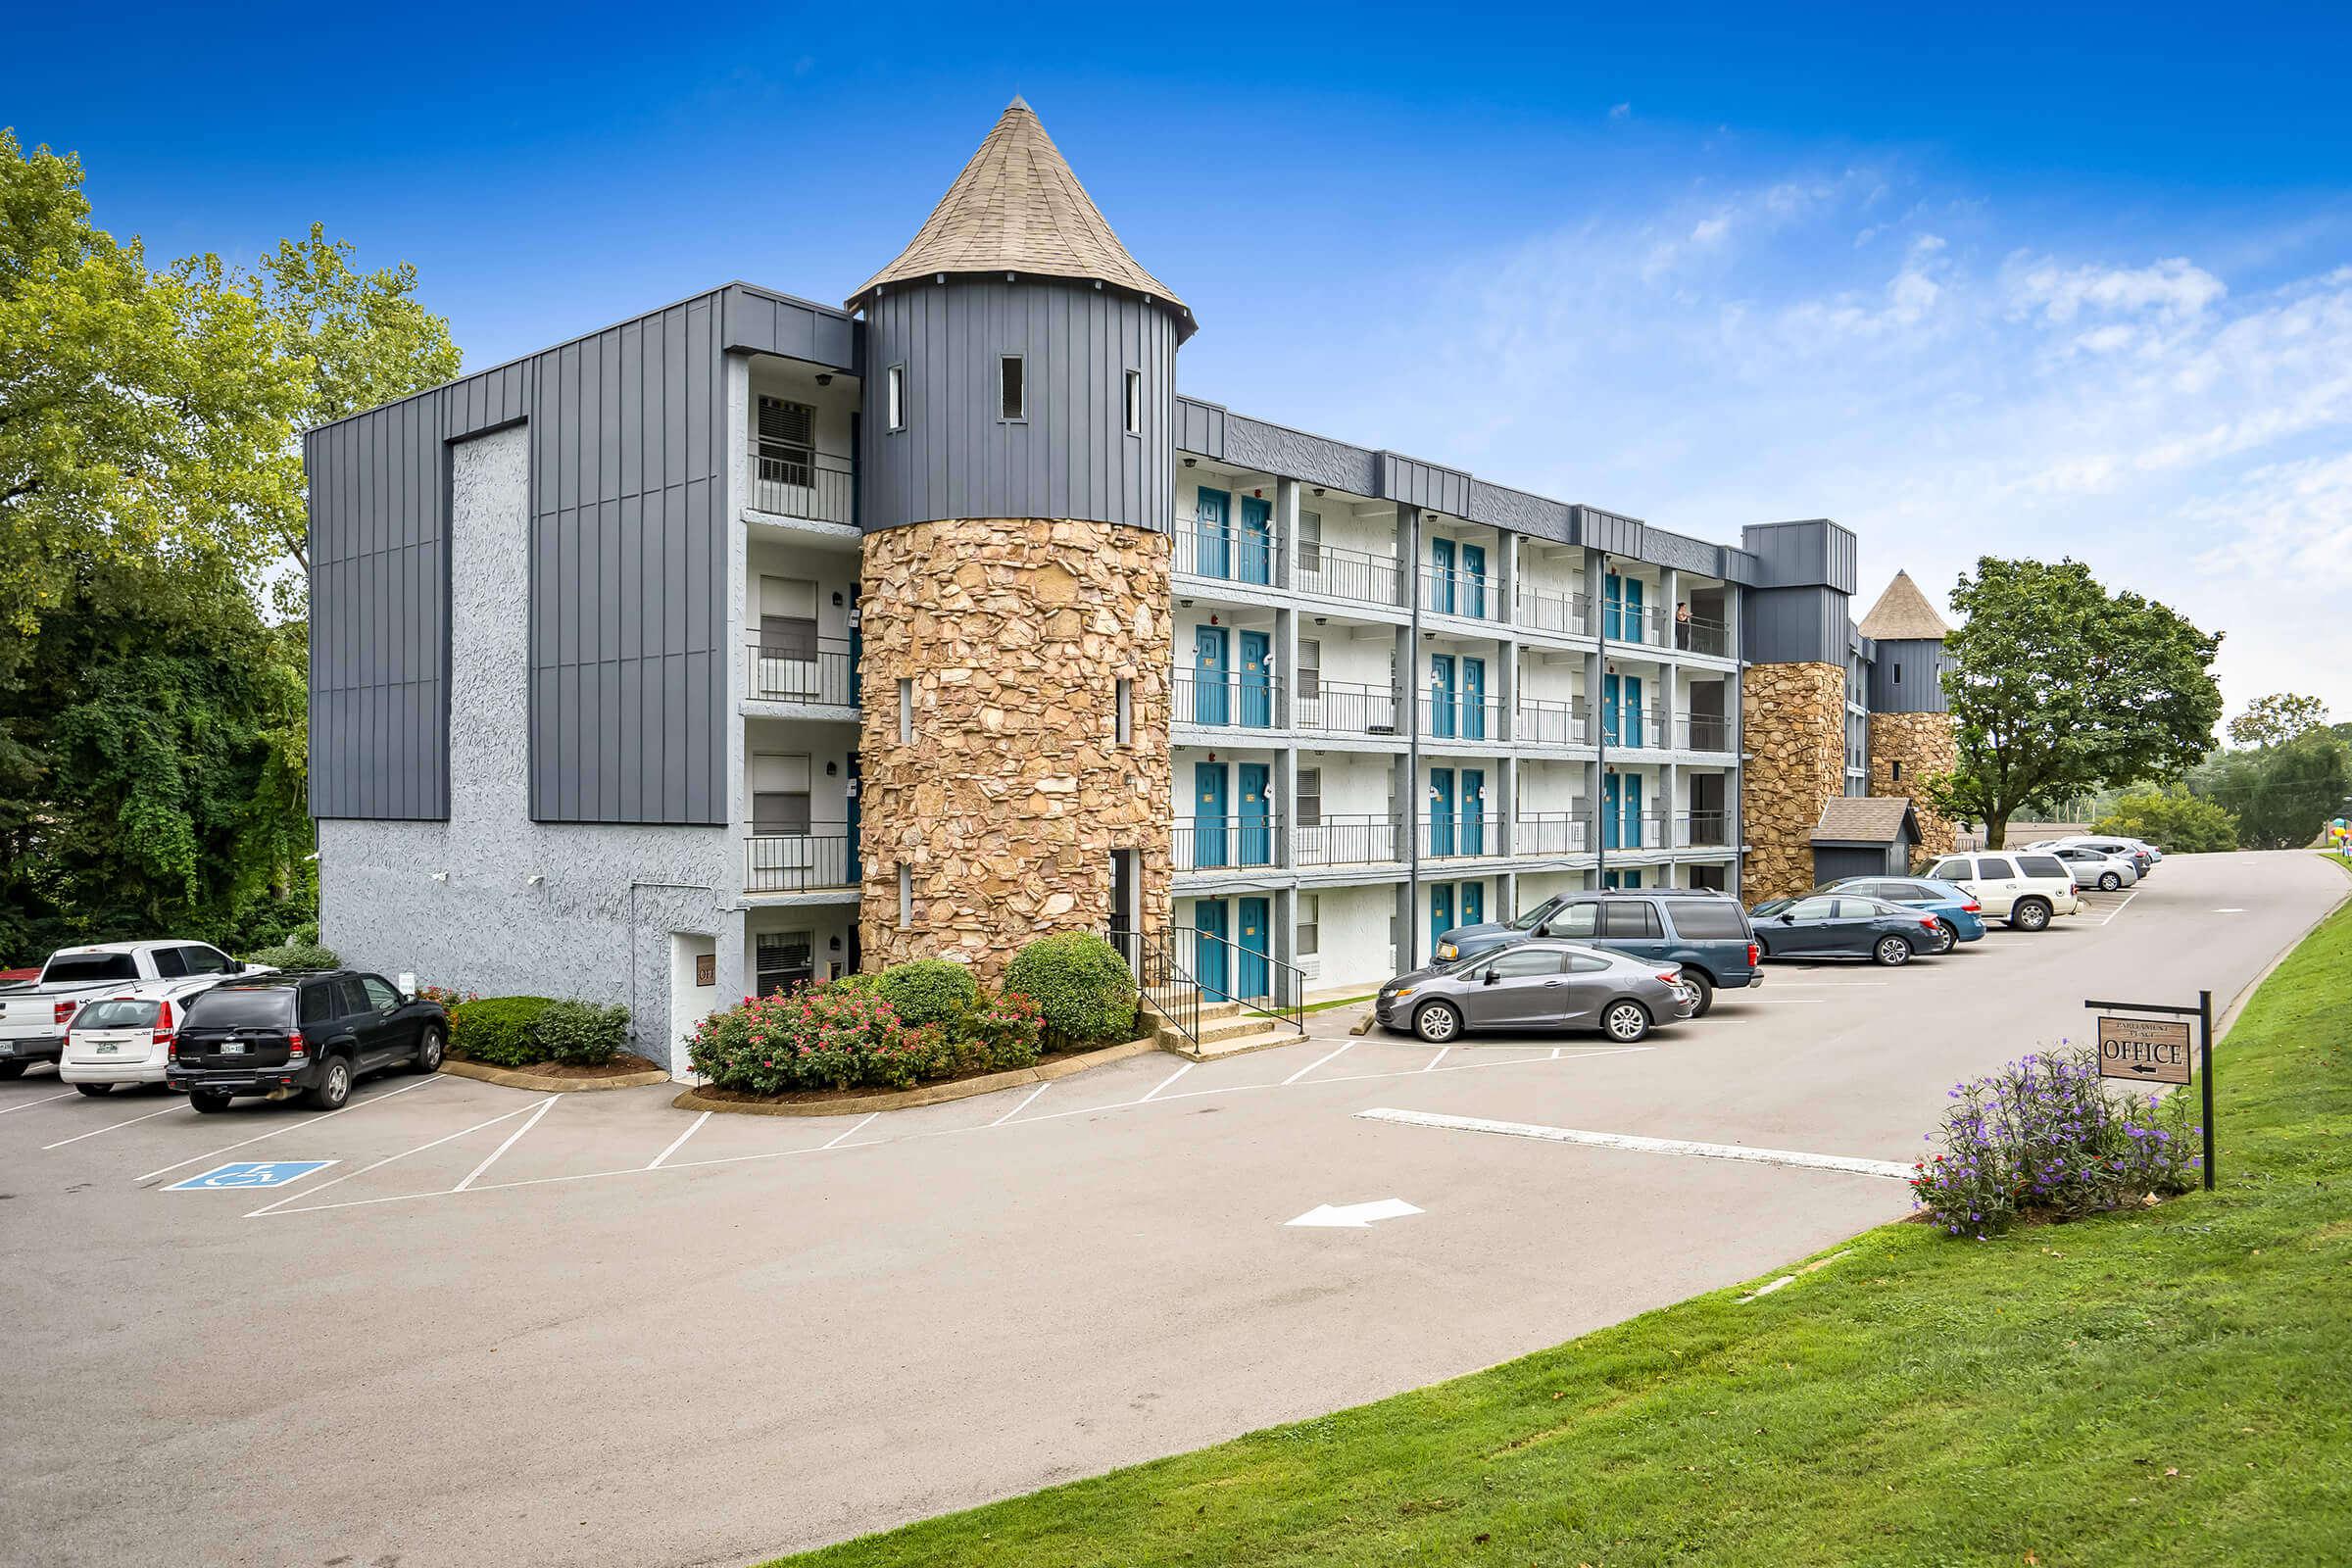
824 760 839 776
829 936 843 952
1312 487 1325 498
430 871 449 883
1313 616 1328 626
832 591 845 607
1179 598 1194 609
1183 457 1197 467
815 373 833 387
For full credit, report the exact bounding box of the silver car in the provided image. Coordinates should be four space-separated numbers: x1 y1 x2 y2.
1374 939 1697 1044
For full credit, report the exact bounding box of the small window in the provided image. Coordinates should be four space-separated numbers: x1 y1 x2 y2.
885 365 906 432
360 976 400 1010
1891 759 1903 782
1115 678 1133 745
1296 639 1321 701
898 678 913 745
999 355 1025 421
1296 767 1323 829
1123 368 1143 435
1488 947 1565 978
1601 902 1661 939
1297 511 1323 572
1893 662 1903 685
897 865 912 930
1566 954 1612 974
1298 894 1320 957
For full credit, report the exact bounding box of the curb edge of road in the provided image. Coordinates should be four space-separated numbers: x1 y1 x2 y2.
670 1036 1162 1118
2215 858 2352 1041
439 1059 673 1094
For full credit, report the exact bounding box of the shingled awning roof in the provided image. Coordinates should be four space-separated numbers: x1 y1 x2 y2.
1811 796 1922 847
847 98 1193 338
1857 569 1953 641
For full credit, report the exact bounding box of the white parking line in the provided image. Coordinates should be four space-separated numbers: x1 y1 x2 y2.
1282 1039 1356 1085
0 1091 77 1116
646 1110 710 1170
819 1112 878 1149
452 1096 557 1192
988 1083 1050 1126
1137 1063 1192 1102
2097 891 2140 925
1356 1106 1915 1180
244 1101 537 1217
40 1101 193 1151
1421 1047 1449 1072
134 1075 446 1185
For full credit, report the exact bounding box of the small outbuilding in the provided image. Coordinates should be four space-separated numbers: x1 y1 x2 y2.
1810 796 1924 885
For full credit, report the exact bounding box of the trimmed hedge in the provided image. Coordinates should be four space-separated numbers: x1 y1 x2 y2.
1003 933 1138 1045
247 941 339 973
534 1000 629 1067
874 958 981 1029
450 996 559 1067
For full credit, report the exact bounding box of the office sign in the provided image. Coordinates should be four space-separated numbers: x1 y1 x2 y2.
2096 1016 2192 1083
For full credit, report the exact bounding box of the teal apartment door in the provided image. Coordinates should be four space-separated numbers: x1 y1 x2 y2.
1460 543 1487 617
1430 884 1454 956
1620 673 1642 748
1239 629 1272 727
1195 487 1231 578
1431 538 1456 615
1621 574 1645 641
1430 655 1456 739
1604 571 1623 639
1195 901 1229 997
1430 768 1455 856
1622 771 1644 847
1238 897 1270 1000
1461 768 1487 855
1194 761 1228 868
1239 496 1273 585
1194 624 1229 725
1461 657 1487 740
1603 771 1621 851
1460 881 1485 927
1238 763 1271 865
1603 672 1621 745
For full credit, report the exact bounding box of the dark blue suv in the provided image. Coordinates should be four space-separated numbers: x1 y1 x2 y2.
1432 888 1763 1016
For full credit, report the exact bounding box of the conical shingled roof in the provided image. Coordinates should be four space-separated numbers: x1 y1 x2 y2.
1857 569 1953 641
847 98 1193 338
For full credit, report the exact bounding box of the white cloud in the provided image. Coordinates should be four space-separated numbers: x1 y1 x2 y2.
1690 214 1731 244
1609 102 1632 121
2007 255 2227 324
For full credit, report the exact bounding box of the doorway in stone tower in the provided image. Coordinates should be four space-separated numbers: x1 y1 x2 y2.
1109 848 1139 970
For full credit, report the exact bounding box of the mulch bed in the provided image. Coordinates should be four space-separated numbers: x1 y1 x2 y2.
446 1050 666 1082
684 1046 1112 1108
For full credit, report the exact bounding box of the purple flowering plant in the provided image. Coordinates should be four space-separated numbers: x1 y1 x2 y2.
1911 1043 2200 1239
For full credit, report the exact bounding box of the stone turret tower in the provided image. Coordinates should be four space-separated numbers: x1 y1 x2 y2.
1858 569 1959 864
846 99 1191 978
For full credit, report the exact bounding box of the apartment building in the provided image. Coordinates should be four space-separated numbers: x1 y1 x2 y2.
305 99 1953 1071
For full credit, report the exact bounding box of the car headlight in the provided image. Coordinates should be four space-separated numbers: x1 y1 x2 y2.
1390 987 1415 999
1434 943 1457 960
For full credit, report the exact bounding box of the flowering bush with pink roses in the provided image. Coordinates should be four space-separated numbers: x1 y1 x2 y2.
687 985 926 1093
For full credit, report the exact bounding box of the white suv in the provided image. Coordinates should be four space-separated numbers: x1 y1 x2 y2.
1923 852 2082 931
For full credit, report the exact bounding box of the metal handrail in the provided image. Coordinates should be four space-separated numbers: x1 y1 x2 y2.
1110 924 1304 1048
1602 600 1671 647
744 827 858 893
1173 518 1280 586
1175 816 1284 871
1295 679 1400 737
744 633 857 707
1294 813 1400 866
1294 538 1404 608
1677 810 1733 849
1515 584 1591 636
1674 614 1731 657
1676 712 1733 752
1419 815 1503 858
749 449 854 524
1515 699 1588 746
1172 666 1284 728
1514 811 1592 854
1419 563 1500 620
1419 692 1505 743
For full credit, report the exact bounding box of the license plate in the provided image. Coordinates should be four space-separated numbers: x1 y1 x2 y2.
220 1041 246 1055
95 1043 120 1054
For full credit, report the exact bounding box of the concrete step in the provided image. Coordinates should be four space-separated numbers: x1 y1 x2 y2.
1168 1025 1306 1063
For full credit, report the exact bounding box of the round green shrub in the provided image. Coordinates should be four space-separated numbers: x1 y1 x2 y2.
533 1000 630 1066
451 996 558 1067
874 958 980 1029
1003 933 1137 1045
247 941 340 973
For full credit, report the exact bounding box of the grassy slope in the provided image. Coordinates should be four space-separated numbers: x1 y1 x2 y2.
779 883 2352 1568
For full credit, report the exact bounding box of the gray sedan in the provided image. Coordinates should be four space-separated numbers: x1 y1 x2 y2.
1374 939 1697 1044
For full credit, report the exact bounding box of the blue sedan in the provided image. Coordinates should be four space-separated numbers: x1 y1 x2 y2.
1816 876 1986 951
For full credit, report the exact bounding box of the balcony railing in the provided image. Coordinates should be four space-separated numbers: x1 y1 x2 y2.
1294 813 1400 867
1676 712 1734 753
1677 810 1734 849
1420 814 1502 859
750 450 853 525
1602 600 1671 648
745 828 858 893
1515 811 1592 855
1601 710 1667 750
1515 699 1588 748
1419 691 1505 742
1599 811 1668 852
1295 678 1400 738
1173 666 1283 728
1295 539 1404 609
1173 518 1280 587
745 635 857 708
1420 564 1501 621
1515 584 1590 636
1673 614 1731 657
1176 815 1283 871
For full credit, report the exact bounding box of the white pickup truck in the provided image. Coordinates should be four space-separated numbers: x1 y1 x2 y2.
0 941 257 1078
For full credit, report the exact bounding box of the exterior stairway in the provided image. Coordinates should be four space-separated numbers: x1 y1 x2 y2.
1143 995 1304 1061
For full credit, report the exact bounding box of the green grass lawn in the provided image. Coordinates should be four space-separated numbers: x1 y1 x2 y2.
777 883 2352 1568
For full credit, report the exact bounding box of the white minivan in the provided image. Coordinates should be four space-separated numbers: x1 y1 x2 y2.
1923 852 2082 931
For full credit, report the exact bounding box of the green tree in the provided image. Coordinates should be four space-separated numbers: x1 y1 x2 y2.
2093 786 2238 854
1924 558 2224 849
2227 692 2329 750
2193 730 2352 850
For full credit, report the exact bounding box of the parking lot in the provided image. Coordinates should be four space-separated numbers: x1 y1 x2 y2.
0 851 2340 1568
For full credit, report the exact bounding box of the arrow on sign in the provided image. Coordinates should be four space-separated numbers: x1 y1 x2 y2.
1286 1198 1423 1229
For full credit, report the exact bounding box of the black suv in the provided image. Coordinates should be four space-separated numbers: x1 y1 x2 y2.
1435 888 1762 1016
169 971 447 1112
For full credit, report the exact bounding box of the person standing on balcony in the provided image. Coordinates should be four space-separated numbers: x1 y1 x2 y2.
1674 601 1692 650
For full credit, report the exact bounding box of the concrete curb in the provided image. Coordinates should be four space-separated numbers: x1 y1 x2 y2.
440 1059 671 1094
670 1036 1161 1117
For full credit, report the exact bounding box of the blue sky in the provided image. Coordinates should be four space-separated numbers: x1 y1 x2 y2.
11 2 2351 717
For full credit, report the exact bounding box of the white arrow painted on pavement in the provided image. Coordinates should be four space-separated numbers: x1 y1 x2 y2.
1286 1198 1423 1229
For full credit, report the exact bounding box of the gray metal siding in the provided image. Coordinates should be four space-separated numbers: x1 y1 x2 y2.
1867 638 1953 713
1378 452 1473 516
720 283 860 373
1813 845 1897 884
1742 585 1851 665
1174 395 1227 462
862 278 1177 532
1741 518 1859 593
308 290 731 827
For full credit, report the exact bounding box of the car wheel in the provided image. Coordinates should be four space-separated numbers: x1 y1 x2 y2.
1602 1001 1651 1043
189 1090 233 1114
1413 1001 1462 1044
1682 973 1716 1018
305 1055 353 1111
1873 935 1914 966
2011 898 2052 932
2098 871 2122 892
1932 919 1958 953
413 1026 446 1074
74 1082 113 1098
0 1061 26 1080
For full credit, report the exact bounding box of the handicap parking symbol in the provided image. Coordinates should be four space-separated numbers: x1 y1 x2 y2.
165 1160 337 1192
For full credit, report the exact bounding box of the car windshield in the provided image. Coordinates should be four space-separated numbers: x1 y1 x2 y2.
74 998 162 1030
183 987 295 1028
1507 897 1561 932
41 953 139 984
1751 898 1791 916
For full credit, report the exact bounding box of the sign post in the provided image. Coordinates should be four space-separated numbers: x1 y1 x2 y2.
2084 991 2214 1191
